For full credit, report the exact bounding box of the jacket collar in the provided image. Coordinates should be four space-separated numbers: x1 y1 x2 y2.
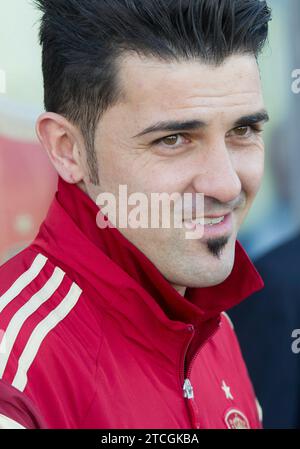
33 177 263 332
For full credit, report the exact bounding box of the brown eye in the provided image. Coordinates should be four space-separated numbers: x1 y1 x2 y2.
153 133 189 151
162 135 179 145
234 126 249 136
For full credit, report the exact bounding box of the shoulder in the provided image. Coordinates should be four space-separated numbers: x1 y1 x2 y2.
0 248 84 391
0 248 103 428
211 312 247 363
208 312 240 354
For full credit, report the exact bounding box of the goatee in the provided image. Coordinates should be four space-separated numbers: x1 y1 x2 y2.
206 236 229 259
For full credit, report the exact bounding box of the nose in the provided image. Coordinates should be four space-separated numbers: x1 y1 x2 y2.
191 140 242 205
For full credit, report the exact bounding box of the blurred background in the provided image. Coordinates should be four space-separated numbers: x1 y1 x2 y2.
0 0 300 264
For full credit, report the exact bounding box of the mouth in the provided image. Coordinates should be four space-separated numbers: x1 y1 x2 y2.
183 213 233 238
187 216 226 226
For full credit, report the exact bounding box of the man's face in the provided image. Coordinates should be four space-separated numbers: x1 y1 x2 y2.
83 54 267 291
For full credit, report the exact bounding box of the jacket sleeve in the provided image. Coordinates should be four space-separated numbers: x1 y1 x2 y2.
0 379 47 429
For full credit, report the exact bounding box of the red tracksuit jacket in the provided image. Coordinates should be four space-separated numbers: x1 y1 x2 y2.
0 177 264 429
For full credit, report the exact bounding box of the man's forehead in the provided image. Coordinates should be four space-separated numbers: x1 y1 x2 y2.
113 53 265 134
118 52 263 109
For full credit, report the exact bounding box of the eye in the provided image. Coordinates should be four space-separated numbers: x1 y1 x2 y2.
228 125 263 138
234 126 250 136
162 135 180 145
153 134 188 149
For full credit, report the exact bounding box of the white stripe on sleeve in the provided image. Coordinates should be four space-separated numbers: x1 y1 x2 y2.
0 254 48 314
0 267 65 378
12 282 82 392
0 414 26 429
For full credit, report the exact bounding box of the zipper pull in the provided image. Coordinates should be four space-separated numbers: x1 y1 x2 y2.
183 378 194 399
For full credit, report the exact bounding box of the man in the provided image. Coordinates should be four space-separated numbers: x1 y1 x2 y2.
0 0 271 429
230 233 300 429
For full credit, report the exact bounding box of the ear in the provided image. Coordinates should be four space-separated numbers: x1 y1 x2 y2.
35 112 85 184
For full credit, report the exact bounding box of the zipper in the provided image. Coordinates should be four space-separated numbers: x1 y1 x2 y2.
183 379 194 399
181 326 200 429
181 317 221 429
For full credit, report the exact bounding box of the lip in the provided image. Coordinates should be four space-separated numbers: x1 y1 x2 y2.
183 213 233 239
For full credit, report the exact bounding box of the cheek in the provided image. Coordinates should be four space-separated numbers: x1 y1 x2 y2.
233 147 265 198
96 142 136 191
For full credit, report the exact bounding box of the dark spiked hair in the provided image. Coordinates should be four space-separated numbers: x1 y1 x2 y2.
34 0 271 184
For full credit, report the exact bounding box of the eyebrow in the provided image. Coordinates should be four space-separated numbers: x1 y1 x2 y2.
132 109 270 138
233 110 270 128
